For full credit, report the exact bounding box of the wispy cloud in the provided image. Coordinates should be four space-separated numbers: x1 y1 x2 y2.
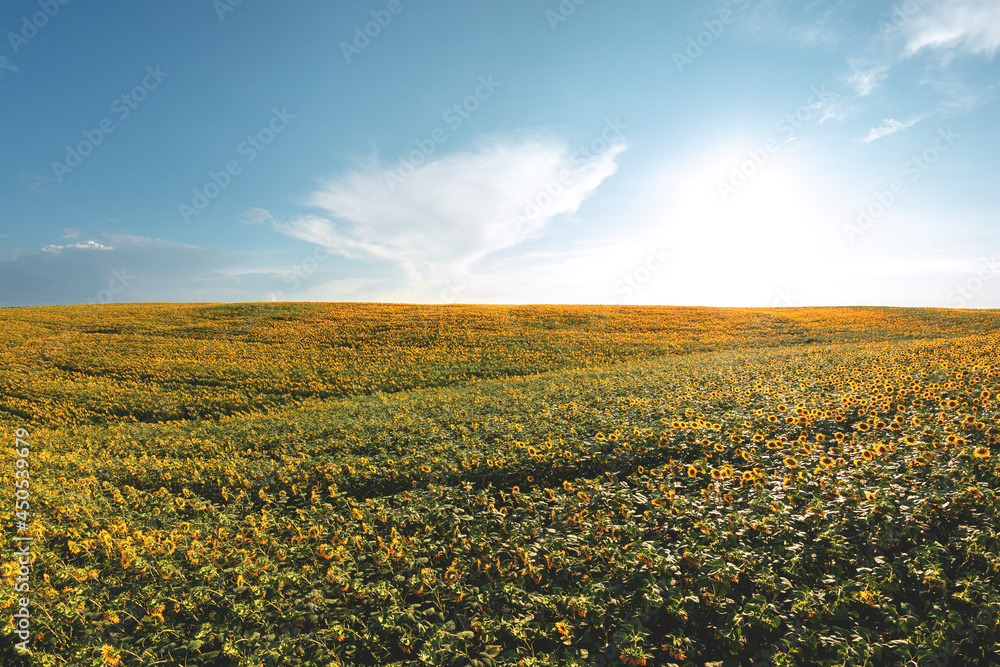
275 135 626 283
736 0 849 48
0 57 16 74
857 116 924 143
904 0 1000 58
0 234 257 307
20 172 54 192
240 207 274 225
41 240 114 254
846 64 889 96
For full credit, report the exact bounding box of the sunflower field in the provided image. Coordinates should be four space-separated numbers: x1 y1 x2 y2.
3 303 1000 666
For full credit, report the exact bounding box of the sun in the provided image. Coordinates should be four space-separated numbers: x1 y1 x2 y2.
634 151 843 306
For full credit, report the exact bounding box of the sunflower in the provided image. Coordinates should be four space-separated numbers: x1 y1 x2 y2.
741 471 755 482
865 491 877 501
973 447 990 459
148 603 165 624
820 457 835 467
783 457 799 469
99 644 121 665
710 469 722 480
861 449 874 461
687 465 698 478
873 443 888 456
903 436 917 445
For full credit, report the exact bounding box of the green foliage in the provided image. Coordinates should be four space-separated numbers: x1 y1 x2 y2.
3 305 1000 665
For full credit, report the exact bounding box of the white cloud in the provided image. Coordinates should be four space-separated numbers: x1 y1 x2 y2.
847 65 889 96
904 0 1000 58
0 234 257 307
240 207 274 225
0 57 15 74
276 135 626 283
857 116 924 143
41 240 114 254
20 172 53 192
736 0 847 49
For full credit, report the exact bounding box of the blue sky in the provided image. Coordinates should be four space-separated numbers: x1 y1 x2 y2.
2 0 998 308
